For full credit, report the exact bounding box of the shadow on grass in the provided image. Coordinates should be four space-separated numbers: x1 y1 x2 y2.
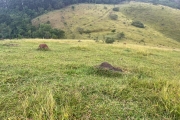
63 64 124 78
87 67 124 78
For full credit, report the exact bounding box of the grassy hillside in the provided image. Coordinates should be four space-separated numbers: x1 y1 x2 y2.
32 3 180 49
0 39 180 119
120 2 180 42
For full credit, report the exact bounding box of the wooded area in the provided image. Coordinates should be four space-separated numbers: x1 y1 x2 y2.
0 0 126 39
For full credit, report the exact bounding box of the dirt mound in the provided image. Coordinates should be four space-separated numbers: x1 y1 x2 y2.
38 44 49 50
98 62 122 72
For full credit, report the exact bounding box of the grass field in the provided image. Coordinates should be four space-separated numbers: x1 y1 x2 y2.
0 39 180 119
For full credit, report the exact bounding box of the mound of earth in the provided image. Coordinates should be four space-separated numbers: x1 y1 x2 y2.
38 44 49 50
97 62 122 72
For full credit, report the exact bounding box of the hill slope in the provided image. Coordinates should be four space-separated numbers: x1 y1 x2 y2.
32 3 180 48
120 2 180 42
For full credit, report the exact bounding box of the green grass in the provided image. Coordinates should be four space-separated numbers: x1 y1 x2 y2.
120 2 180 42
0 39 180 119
32 3 180 49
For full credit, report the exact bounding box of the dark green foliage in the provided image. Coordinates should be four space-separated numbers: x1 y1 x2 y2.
0 0 127 14
0 0 127 39
76 27 84 34
113 7 120 11
105 37 115 44
117 32 125 40
0 14 12 25
111 29 116 33
131 21 145 28
72 6 75 10
0 11 64 39
32 24 65 39
109 14 118 20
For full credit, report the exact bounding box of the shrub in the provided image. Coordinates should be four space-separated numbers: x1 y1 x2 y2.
71 6 75 10
113 7 120 11
131 21 145 28
63 22 67 25
109 14 118 20
46 21 50 24
111 29 116 33
117 32 125 40
76 27 84 34
104 6 107 9
105 37 115 44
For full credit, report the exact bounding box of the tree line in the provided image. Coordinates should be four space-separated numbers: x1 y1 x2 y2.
0 0 127 18
0 0 126 39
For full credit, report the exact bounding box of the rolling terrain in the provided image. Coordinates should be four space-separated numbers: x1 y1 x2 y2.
120 2 180 42
32 2 180 48
1 1 180 120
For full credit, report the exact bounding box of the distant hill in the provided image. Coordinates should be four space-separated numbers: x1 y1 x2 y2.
32 2 180 48
120 2 180 42
136 0 180 9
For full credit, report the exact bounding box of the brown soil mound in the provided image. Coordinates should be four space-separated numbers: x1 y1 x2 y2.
98 62 122 72
38 44 49 50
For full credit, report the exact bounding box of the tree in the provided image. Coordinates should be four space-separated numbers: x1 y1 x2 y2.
0 23 12 38
71 6 75 10
116 32 125 41
113 7 120 11
105 37 115 44
109 14 118 20
76 27 84 34
131 21 145 28
111 29 116 33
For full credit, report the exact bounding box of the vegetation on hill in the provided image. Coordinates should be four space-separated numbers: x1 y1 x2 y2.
131 21 145 28
120 2 180 42
0 0 126 39
32 3 180 49
0 39 180 119
0 0 180 39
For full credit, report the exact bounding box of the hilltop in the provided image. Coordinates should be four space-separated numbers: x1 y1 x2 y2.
32 2 180 48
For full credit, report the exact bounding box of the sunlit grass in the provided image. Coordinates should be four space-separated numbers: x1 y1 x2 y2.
0 39 180 119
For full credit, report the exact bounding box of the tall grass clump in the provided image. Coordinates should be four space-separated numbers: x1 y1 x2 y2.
121 79 180 119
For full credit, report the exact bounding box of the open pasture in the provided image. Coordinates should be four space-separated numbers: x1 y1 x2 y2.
0 39 180 119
